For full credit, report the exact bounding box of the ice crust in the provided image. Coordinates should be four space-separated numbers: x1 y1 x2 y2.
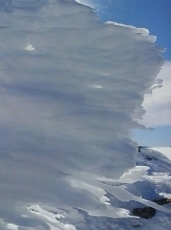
0 0 166 229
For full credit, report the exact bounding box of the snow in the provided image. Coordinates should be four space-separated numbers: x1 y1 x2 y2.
0 0 170 229
150 147 171 161
28 205 76 230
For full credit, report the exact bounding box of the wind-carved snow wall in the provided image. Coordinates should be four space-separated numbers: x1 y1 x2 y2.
0 0 163 228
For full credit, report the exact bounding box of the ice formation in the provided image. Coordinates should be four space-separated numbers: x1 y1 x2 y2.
0 0 168 229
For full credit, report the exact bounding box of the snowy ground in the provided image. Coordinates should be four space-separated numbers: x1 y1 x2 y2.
149 147 171 161
1 147 170 230
27 147 171 230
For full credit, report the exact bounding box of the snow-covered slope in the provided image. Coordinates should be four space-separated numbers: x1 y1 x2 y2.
149 147 171 161
0 0 170 229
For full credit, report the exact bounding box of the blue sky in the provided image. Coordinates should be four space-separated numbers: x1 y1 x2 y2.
94 0 171 60
81 0 171 147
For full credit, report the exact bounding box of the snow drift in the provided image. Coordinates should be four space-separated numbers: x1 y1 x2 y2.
0 0 167 229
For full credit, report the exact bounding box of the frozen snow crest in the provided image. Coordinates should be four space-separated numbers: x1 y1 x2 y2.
0 0 167 229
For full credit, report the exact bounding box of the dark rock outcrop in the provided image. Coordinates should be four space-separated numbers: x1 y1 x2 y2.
132 207 156 219
132 197 171 219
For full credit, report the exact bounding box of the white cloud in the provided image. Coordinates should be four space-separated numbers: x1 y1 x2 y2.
139 61 171 127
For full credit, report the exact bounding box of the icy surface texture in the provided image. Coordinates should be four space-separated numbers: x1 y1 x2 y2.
0 0 167 229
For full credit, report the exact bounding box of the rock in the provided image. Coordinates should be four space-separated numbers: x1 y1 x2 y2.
153 198 171 205
132 197 171 219
132 207 156 219
132 224 141 228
